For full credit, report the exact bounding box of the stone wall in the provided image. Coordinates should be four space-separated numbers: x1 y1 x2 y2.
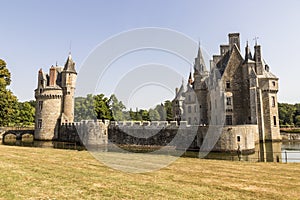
108 121 258 152
58 120 109 146
56 120 258 152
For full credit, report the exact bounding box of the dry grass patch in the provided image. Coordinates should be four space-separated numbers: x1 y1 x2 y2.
0 145 299 199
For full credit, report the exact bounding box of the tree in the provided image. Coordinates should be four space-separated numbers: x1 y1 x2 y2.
15 101 35 126
148 108 160 121
164 100 173 121
278 103 296 125
94 94 112 120
109 94 126 121
0 59 18 126
74 94 97 121
0 59 11 88
139 109 149 121
154 104 166 121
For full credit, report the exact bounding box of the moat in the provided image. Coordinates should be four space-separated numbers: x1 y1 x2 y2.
2 137 300 163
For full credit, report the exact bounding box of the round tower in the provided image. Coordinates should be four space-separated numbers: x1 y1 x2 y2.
34 67 63 140
61 53 77 123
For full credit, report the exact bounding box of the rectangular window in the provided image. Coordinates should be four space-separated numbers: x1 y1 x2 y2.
237 136 241 142
194 105 197 112
38 101 43 111
226 81 231 89
38 119 42 129
188 117 191 125
226 97 232 105
188 106 191 113
273 116 277 126
226 115 233 125
272 96 276 107
272 81 276 86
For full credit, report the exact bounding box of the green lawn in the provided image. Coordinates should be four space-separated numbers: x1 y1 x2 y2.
0 145 299 200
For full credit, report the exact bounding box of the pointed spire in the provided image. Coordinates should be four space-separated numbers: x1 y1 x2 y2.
194 42 207 73
188 66 193 85
64 52 76 73
253 36 259 46
244 41 253 62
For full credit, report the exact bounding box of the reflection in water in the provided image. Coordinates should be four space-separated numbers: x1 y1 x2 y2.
2 138 85 151
257 141 282 162
2 138 300 162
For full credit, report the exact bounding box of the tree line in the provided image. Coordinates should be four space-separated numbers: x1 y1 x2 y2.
278 103 300 126
0 59 35 126
74 94 173 122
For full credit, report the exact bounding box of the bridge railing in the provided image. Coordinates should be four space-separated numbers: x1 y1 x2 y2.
0 126 34 131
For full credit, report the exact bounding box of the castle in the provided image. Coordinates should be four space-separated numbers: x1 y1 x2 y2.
34 53 77 140
34 33 281 152
172 33 281 142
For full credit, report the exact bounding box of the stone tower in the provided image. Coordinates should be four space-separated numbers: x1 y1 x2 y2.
34 53 77 140
61 54 77 123
193 45 209 125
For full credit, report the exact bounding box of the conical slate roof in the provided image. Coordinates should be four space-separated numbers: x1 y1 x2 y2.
64 53 76 73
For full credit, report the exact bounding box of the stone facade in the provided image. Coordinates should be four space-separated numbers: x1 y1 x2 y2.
172 33 281 150
34 54 77 140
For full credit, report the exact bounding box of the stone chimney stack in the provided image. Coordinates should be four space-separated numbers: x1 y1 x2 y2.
254 45 263 75
228 33 240 51
49 66 56 86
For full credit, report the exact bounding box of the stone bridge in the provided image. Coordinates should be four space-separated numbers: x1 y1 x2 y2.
0 127 34 143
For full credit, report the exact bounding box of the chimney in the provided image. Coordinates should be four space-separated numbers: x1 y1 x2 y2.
175 87 179 95
49 66 57 86
228 33 240 51
254 45 263 75
220 45 229 56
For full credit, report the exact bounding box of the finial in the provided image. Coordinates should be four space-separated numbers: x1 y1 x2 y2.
253 36 259 46
69 40 72 55
56 61 58 66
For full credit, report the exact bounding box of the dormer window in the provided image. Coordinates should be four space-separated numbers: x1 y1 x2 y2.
265 65 269 72
226 81 231 89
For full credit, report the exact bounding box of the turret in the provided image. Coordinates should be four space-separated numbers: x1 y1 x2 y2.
61 53 77 123
244 41 253 62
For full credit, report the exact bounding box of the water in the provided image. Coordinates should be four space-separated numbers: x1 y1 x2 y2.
2 138 85 151
2 137 300 163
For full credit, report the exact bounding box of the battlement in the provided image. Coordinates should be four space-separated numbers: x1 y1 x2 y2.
109 121 192 128
59 119 109 145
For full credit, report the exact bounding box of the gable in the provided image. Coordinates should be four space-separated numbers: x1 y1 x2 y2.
221 44 244 79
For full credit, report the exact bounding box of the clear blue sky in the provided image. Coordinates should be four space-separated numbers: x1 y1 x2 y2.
1 0 300 108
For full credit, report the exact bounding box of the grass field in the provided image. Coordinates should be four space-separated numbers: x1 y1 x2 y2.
0 145 299 200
